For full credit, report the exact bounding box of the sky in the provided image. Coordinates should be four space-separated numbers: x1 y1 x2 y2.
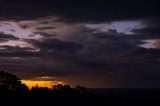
0 0 160 88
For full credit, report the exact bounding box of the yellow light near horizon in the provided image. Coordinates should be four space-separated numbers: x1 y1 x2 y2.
21 80 64 89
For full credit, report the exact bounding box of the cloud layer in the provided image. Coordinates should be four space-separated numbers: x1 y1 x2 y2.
0 0 160 88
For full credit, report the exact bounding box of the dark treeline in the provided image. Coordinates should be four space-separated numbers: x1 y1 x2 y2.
0 71 91 96
0 71 160 106
0 71 102 106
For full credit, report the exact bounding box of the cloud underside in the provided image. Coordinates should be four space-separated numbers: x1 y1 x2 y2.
0 0 160 88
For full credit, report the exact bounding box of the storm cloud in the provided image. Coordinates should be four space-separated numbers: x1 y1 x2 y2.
0 0 160 88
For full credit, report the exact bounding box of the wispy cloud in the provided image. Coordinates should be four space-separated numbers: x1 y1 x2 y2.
139 39 160 49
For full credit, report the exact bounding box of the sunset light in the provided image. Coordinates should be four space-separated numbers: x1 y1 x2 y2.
21 80 64 89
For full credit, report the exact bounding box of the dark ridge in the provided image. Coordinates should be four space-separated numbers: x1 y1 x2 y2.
0 71 160 106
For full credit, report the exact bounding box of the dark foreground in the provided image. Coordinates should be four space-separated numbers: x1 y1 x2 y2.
0 71 160 106
1 89 160 106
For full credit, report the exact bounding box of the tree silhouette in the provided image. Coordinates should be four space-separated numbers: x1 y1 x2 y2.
0 71 28 93
75 85 87 95
30 85 52 97
0 71 157 106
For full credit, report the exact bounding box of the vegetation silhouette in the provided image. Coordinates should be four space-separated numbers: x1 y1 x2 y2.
0 71 160 106
0 71 28 95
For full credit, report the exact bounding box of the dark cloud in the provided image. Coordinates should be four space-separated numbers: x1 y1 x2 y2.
0 0 159 23
34 32 56 37
28 38 83 53
105 48 160 61
0 46 41 57
0 33 18 42
133 27 160 35
36 26 56 30
132 19 160 35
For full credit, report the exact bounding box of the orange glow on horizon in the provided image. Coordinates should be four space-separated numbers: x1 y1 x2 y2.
21 80 64 89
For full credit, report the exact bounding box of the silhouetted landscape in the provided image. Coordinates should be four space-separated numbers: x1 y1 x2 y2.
0 0 160 106
0 71 160 106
